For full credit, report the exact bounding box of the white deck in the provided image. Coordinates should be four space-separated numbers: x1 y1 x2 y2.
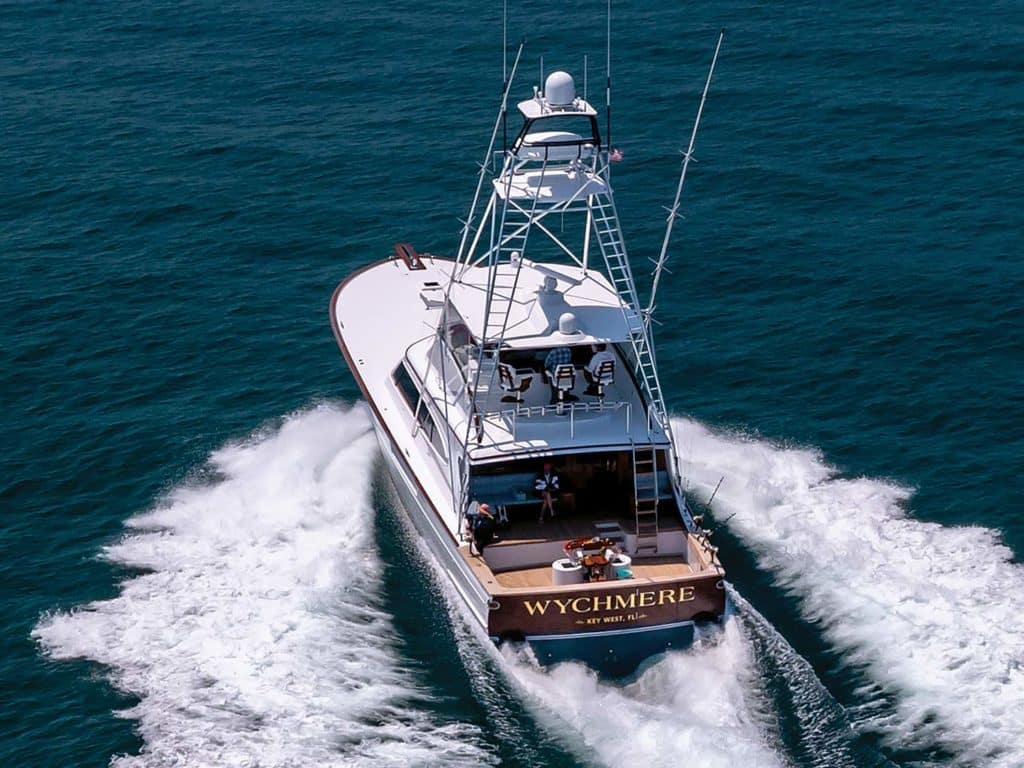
493 168 608 202
334 258 459 536
444 259 641 344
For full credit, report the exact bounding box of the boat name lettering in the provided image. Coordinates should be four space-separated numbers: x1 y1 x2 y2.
522 586 695 616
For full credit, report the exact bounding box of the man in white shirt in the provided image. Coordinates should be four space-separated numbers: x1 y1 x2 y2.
534 462 560 523
584 343 615 395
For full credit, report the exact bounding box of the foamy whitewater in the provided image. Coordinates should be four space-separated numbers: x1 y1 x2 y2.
33 404 493 767
674 417 1024 767
502 620 788 768
402 494 794 768
490 589 869 768
32 405 1021 767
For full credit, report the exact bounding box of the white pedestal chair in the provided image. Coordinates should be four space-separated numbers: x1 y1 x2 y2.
497 362 534 404
549 363 577 413
588 359 615 398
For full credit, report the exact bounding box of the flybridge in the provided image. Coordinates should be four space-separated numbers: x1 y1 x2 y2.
446 32 724 446
480 71 607 206
450 65 673 454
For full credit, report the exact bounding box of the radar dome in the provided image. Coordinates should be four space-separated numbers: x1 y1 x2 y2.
558 312 580 334
544 71 576 106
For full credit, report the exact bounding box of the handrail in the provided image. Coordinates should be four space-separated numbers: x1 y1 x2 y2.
478 399 631 443
465 429 671 463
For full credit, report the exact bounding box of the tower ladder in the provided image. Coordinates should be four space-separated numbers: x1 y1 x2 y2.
632 440 660 555
588 191 669 433
479 157 549 345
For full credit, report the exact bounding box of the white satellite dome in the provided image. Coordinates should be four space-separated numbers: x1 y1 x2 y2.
558 312 580 334
544 71 576 106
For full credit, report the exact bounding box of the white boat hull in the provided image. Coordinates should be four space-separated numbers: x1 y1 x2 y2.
367 407 491 630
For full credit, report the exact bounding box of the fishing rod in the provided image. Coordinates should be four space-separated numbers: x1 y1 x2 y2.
706 474 724 508
695 476 728 572
691 475 723 527
455 38 525 268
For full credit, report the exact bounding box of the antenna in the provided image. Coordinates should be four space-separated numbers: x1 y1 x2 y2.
605 0 611 151
502 0 508 150
646 29 725 324
584 53 588 103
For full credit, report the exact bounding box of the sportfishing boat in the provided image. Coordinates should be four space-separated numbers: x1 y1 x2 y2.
331 35 726 675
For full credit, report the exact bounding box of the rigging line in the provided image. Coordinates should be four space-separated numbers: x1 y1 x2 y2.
459 156 514 451
646 29 724 323
463 194 496 270
491 151 549 344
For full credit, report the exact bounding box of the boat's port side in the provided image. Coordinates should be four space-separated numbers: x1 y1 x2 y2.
369 408 493 629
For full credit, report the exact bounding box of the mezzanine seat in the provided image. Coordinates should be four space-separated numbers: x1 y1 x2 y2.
587 359 615 398
497 362 534 404
550 363 577 412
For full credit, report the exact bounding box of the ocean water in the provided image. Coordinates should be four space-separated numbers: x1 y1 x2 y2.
4 1 1022 766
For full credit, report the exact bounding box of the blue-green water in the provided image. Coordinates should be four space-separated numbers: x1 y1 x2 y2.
4 1 1022 766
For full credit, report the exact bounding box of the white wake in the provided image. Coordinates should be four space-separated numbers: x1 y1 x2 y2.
675 417 1024 766
384 467 794 768
34 404 493 768
502 620 787 768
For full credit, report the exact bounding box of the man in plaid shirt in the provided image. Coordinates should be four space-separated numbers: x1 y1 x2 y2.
543 346 575 404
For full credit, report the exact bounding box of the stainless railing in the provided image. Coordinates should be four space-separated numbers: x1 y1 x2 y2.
483 399 631 441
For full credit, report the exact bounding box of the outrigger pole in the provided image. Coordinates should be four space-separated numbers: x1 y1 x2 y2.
445 38 524 531
645 29 724 326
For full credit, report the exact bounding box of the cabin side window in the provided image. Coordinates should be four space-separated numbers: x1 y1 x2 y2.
393 363 421 411
442 300 475 370
392 364 448 460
